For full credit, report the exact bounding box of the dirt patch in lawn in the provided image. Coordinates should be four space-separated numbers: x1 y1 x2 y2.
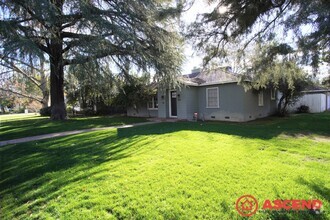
279 133 330 143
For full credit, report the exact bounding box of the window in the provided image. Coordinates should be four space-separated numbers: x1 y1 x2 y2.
271 89 276 100
206 87 219 108
148 95 158 109
258 91 264 106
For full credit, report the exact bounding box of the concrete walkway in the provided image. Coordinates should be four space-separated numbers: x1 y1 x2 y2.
0 121 160 147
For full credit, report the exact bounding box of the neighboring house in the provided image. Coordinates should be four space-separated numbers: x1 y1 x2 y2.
287 89 330 113
127 68 277 122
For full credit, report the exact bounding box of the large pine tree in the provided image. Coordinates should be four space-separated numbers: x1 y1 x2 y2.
188 0 329 67
0 0 183 120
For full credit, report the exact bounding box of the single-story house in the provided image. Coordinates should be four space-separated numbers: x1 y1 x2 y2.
127 68 277 122
287 89 330 113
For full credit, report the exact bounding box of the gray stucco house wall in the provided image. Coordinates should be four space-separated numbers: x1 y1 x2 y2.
157 87 168 118
127 68 277 122
197 83 246 121
241 88 277 121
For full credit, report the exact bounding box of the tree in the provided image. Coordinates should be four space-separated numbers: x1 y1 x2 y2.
0 0 183 120
112 74 155 111
0 90 15 113
240 43 310 116
65 59 119 114
322 75 330 88
188 0 329 68
0 54 49 108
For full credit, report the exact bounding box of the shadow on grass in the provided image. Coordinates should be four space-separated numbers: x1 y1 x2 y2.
0 116 147 141
0 113 329 218
0 130 153 218
259 177 329 219
262 209 328 220
296 177 330 203
118 113 330 140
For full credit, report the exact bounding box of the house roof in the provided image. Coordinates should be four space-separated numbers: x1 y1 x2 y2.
302 89 330 94
180 67 239 86
303 84 329 91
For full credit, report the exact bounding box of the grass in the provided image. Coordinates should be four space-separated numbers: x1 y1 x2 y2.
0 113 329 219
0 113 147 141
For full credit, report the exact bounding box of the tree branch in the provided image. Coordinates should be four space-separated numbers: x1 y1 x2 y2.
0 88 43 103
14 2 50 29
63 47 128 66
61 32 113 39
60 13 83 30
242 0 292 50
0 60 42 89
15 24 50 54
0 54 42 72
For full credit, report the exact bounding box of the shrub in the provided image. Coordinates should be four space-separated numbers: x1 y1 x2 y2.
82 108 95 116
66 107 74 114
40 107 52 116
95 106 126 115
13 107 25 114
276 108 289 117
297 105 309 113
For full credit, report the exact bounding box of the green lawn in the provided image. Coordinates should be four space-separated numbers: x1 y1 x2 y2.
0 114 147 141
0 113 329 219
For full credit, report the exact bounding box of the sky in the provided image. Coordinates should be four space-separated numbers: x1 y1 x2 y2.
180 1 211 75
180 1 230 75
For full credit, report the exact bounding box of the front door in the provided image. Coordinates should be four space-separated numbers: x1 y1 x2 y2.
170 91 177 117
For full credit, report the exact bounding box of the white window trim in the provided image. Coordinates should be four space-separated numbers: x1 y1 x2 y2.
147 96 158 110
206 87 219 108
258 91 264 106
271 89 276 100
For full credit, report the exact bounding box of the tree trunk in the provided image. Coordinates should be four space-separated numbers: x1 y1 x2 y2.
1 106 5 113
41 91 50 109
50 63 66 120
50 38 66 120
40 60 50 108
277 95 285 116
282 96 290 115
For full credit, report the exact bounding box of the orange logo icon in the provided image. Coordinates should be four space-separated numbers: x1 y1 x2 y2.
236 195 258 217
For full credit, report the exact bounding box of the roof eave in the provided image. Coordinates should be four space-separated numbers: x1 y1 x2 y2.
198 80 239 86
